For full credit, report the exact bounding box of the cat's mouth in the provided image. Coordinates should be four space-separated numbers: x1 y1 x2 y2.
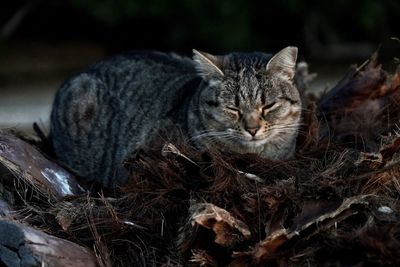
240 136 268 146
223 129 269 146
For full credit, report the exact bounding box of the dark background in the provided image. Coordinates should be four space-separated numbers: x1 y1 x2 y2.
2 0 399 56
0 0 399 131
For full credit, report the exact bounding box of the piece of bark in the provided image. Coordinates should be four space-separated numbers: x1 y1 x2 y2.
318 53 388 117
380 136 400 162
354 152 383 170
0 131 85 200
235 195 370 265
189 249 218 267
189 203 251 247
353 136 400 174
0 219 99 267
315 53 400 150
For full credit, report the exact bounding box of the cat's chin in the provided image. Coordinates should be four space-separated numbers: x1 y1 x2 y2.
238 137 269 148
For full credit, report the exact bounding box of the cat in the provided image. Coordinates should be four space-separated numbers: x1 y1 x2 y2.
50 47 301 188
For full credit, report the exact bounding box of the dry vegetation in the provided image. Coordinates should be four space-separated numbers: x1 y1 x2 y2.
1 52 400 266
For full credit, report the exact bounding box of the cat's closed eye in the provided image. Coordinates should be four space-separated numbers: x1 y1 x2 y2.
261 102 277 115
225 106 241 118
279 97 298 104
263 102 276 111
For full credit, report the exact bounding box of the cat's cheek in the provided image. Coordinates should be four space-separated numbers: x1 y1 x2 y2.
285 105 301 121
274 105 296 119
290 110 301 121
204 110 226 125
262 113 278 124
213 110 236 122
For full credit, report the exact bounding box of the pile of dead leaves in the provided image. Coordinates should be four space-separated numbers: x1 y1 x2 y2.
1 52 400 267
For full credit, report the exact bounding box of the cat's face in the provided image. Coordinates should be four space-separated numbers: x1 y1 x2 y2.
191 47 301 158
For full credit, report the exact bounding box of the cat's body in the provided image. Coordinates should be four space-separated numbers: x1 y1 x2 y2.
50 47 301 188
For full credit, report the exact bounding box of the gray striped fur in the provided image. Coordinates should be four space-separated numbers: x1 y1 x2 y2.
50 47 301 188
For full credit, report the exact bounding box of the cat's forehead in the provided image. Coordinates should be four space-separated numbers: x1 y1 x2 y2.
219 53 295 103
222 53 272 73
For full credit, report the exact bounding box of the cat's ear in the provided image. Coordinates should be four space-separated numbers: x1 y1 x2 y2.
193 49 224 80
266 46 298 81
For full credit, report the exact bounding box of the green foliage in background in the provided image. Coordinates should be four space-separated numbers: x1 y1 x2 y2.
71 0 255 49
71 0 399 51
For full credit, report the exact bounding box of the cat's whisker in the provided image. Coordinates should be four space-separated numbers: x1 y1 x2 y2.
269 125 301 131
190 131 233 141
270 125 300 129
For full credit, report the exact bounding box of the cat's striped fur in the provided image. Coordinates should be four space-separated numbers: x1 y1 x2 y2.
50 47 301 188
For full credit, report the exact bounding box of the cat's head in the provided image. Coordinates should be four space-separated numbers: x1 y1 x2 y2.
191 47 301 158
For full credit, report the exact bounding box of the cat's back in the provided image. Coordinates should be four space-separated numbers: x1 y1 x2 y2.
89 51 196 81
50 51 199 188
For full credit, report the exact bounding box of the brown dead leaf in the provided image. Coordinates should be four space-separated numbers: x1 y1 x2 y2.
354 152 383 170
380 137 400 162
250 195 370 264
190 203 251 247
190 249 218 267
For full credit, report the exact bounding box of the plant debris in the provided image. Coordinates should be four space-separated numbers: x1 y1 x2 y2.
1 54 400 266
0 131 85 200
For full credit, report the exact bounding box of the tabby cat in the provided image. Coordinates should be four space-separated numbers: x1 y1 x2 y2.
50 47 301 188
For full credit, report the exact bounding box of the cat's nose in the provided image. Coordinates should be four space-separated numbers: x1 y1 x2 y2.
245 127 259 136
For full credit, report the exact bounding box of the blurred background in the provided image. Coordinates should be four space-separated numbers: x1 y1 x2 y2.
0 0 399 132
